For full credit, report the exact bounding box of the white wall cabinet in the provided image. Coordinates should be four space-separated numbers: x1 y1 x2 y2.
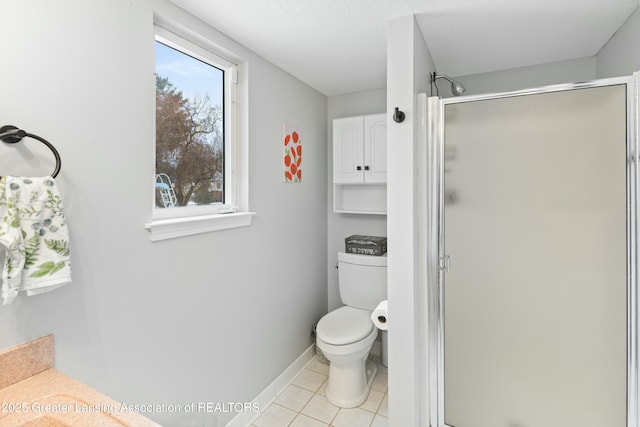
333 113 387 214
333 113 387 183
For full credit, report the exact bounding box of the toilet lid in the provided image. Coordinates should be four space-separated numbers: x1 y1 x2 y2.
316 306 374 345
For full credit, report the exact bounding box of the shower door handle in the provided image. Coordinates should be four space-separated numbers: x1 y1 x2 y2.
439 255 451 272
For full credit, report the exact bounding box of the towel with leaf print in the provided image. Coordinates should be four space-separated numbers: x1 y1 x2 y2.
0 176 71 304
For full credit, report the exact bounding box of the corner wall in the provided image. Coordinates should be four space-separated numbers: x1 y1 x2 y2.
386 15 434 426
0 1 327 426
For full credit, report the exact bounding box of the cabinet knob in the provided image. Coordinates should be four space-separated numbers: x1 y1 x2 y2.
364 166 370 171
357 166 362 171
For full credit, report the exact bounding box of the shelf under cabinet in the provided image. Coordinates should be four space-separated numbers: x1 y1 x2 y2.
333 183 387 215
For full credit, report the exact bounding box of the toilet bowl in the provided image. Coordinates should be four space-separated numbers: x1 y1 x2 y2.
316 305 379 408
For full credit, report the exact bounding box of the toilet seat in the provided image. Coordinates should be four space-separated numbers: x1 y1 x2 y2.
316 306 374 345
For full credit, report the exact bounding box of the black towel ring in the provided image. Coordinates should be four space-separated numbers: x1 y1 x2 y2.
0 125 62 178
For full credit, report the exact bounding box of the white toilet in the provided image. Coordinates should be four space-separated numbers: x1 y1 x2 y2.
316 252 387 408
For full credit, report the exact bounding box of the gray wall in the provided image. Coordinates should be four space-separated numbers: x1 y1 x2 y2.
597 6 640 78
448 57 597 97
326 88 387 311
0 1 327 426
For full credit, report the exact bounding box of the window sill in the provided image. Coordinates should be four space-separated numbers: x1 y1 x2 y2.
145 211 255 241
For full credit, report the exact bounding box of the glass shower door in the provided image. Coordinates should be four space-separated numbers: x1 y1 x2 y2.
428 81 636 427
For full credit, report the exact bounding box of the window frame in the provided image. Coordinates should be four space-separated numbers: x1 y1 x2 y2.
146 25 254 241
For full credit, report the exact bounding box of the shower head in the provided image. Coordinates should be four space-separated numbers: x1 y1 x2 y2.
431 73 466 96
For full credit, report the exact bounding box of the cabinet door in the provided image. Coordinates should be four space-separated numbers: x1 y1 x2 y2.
363 113 387 183
333 116 364 183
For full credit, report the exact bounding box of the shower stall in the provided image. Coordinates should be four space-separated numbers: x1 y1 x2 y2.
421 75 639 427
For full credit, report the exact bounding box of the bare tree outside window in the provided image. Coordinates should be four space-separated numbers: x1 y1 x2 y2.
155 41 224 208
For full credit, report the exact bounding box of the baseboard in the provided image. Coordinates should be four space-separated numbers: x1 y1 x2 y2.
225 344 315 427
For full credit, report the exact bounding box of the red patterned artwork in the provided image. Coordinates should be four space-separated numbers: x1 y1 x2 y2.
283 124 302 182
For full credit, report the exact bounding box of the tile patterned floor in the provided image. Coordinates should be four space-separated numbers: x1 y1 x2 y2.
252 356 388 427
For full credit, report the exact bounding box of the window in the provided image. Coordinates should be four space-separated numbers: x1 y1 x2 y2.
146 26 253 241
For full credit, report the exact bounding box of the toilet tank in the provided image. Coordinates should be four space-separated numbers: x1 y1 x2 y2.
338 252 387 310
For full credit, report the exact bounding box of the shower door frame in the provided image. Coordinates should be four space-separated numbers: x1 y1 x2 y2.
423 74 640 427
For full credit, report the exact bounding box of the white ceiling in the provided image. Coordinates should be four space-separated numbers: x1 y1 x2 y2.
169 0 639 96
